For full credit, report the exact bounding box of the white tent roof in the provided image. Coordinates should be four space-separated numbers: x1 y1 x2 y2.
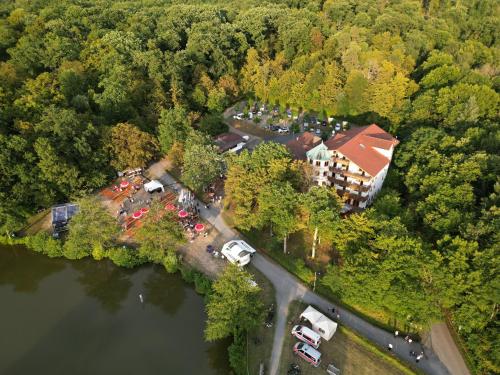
144 180 164 192
300 305 337 341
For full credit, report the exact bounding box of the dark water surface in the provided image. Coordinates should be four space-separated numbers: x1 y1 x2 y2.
0 245 230 375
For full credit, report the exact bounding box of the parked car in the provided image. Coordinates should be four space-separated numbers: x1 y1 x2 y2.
270 125 280 131
257 111 262 116
233 113 244 120
278 127 289 134
335 123 341 131
303 122 309 128
293 342 321 367
321 120 327 126
315 129 321 135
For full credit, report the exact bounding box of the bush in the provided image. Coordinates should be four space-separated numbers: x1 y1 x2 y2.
162 250 179 273
180 265 195 283
107 247 145 268
193 272 212 296
228 330 247 375
24 232 63 258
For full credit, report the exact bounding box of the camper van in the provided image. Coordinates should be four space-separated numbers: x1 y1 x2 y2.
292 325 321 348
221 240 256 266
293 342 321 367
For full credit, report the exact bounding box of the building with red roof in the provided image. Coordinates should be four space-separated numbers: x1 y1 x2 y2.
306 124 399 211
286 132 322 160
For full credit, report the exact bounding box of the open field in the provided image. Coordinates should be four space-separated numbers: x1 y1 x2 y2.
279 301 416 375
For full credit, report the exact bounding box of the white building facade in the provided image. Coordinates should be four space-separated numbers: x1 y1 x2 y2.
306 124 399 210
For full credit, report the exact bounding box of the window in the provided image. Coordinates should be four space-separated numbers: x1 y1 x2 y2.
333 162 337 168
323 171 328 176
316 161 320 166
324 161 329 166
309 159 313 164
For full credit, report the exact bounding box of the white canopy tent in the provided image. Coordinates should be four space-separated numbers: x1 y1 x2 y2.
144 180 164 193
300 305 337 341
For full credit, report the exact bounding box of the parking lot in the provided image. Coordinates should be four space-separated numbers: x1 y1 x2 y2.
225 101 351 145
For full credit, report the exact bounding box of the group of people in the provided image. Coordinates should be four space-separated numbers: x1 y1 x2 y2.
389 330 425 363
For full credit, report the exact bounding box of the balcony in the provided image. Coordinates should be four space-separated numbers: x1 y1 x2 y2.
332 157 349 166
336 190 368 202
331 178 370 192
330 168 372 182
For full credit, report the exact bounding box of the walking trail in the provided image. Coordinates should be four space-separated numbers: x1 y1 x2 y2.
148 160 468 375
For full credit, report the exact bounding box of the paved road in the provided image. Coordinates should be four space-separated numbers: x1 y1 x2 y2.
148 162 462 375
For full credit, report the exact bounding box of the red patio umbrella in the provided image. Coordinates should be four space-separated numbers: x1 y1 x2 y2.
132 210 143 219
194 223 205 232
178 210 188 218
120 180 130 189
165 203 176 211
141 207 149 214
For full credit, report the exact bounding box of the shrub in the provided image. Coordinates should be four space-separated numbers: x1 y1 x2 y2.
180 265 195 283
193 272 212 296
162 250 179 273
107 247 144 268
228 330 247 375
24 232 63 258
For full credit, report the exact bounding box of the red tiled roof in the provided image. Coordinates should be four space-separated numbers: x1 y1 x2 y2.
286 132 322 160
324 124 399 176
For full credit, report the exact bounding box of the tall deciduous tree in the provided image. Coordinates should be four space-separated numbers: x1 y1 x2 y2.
157 106 191 154
135 201 185 264
181 132 224 193
205 264 264 341
108 122 159 170
64 196 120 259
301 186 342 259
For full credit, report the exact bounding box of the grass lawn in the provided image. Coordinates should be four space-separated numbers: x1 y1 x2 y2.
279 301 417 375
246 264 276 375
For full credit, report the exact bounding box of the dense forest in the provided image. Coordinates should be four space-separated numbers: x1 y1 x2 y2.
0 0 498 372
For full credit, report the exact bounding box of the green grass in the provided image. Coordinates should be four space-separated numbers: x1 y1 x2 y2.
278 301 418 375
246 265 276 375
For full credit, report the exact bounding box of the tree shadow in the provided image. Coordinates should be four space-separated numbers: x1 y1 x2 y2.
0 245 66 294
72 258 133 314
142 265 186 316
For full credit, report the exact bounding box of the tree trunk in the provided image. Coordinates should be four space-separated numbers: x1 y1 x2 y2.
283 234 287 254
311 226 318 259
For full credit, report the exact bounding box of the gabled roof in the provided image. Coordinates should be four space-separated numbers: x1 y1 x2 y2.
306 142 330 161
286 132 322 160
324 124 399 176
215 132 244 152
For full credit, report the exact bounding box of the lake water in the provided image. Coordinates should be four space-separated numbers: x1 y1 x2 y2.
0 245 230 375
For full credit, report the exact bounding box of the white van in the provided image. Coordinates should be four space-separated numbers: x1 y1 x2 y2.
291 325 321 348
221 240 256 266
293 342 321 367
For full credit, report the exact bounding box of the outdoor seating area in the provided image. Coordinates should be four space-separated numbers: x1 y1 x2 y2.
100 174 212 243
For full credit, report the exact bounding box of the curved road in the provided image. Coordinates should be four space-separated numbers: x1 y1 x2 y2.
150 163 466 375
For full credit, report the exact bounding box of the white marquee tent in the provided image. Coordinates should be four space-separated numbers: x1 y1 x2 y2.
300 305 337 341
